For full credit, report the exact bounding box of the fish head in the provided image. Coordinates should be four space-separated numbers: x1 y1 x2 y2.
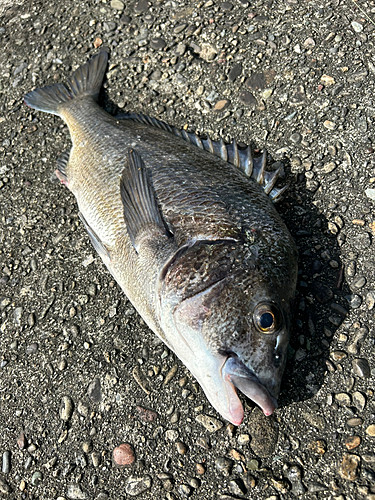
158 239 297 425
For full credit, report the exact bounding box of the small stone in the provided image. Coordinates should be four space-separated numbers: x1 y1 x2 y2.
228 449 245 461
304 37 315 47
136 406 158 422
347 418 363 427
228 63 242 82
307 440 327 455
87 378 102 402
150 38 166 50
331 351 347 362
339 454 360 481
336 393 351 406
2 451 10 473
17 432 27 450
323 120 336 130
132 365 151 394
351 21 363 32
238 90 257 107
125 476 152 496
366 424 375 437
82 441 93 454
312 282 333 303
196 463 206 475
195 414 223 432
113 443 135 466
178 484 192 497
290 132 302 144
31 472 43 487
60 396 74 421
270 478 290 493
352 391 366 411
165 429 179 441
303 411 326 430
321 161 337 173
111 0 124 10
237 433 250 445
345 436 361 450
248 407 279 457
67 484 88 499
214 100 231 112
352 358 371 378
92 452 101 467
321 74 335 85
229 478 247 495
163 364 178 385
93 38 102 49
215 457 233 476
366 291 375 310
365 188 375 200
353 232 371 250
176 442 187 455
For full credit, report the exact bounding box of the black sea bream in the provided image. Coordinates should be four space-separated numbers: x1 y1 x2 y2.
24 52 298 425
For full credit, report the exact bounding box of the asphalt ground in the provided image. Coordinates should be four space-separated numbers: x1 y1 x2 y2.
0 0 375 499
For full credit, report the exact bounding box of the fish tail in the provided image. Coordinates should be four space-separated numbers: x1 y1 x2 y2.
24 51 108 116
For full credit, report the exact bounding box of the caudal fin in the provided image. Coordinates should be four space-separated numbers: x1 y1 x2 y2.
24 51 108 116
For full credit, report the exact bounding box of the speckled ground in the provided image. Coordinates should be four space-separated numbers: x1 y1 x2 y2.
0 0 375 499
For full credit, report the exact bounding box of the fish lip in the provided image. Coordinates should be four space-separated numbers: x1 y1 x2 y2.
221 354 278 417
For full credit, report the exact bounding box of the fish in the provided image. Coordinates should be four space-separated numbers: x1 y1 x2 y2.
24 51 298 426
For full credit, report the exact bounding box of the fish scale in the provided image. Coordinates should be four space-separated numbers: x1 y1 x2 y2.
24 51 298 426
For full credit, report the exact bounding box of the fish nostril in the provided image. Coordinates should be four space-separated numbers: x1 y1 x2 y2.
274 349 283 368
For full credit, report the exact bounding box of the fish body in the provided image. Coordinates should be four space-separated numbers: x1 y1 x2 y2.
24 52 298 425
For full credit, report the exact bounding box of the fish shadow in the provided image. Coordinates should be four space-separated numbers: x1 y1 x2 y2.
277 168 351 410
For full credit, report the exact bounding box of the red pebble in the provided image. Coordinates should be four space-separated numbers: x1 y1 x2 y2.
113 443 135 466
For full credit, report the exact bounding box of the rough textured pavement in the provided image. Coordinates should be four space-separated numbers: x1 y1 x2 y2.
0 0 375 499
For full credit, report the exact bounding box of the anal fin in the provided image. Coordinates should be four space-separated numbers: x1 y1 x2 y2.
55 151 70 187
120 149 171 253
78 212 111 261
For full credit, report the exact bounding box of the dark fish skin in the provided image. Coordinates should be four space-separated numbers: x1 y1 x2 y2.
24 52 298 425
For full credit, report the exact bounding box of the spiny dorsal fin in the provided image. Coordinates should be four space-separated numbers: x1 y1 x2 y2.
118 112 287 202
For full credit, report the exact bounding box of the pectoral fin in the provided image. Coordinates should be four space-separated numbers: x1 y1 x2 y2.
120 149 172 253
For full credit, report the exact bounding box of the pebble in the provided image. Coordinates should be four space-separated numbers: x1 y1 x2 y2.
31 471 43 486
248 408 279 457
331 351 347 362
195 414 223 432
150 37 166 50
353 232 371 250
176 442 187 455
110 0 124 10
163 364 178 385
307 440 326 455
352 358 371 378
228 63 242 82
347 417 363 427
366 291 375 310
339 453 360 481
351 21 363 32
125 475 152 496
302 411 325 430
345 436 361 450
178 484 192 497
132 365 151 394
196 463 205 475
87 378 102 402
365 188 375 200
113 443 135 466
17 432 26 450
238 90 257 107
323 120 336 130
60 396 74 421
366 425 375 437
67 484 88 499
2 451 10 473
165 429 179 441
285 465 306 494
352 391 366 411
290 132 302 144
312 282 333 303
214 100 231 112
136 406 158 422
229 478 247 495
215 457 233 476
336 393 351 406
82 441 93 454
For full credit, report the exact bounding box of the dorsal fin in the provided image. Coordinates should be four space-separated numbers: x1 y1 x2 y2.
117 112 287 202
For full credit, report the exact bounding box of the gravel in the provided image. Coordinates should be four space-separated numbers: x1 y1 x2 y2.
0 0 375 498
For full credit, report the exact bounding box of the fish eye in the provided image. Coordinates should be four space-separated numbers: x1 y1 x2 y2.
253 303 281 334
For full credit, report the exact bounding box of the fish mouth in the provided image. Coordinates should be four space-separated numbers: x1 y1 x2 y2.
221 354 278 423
